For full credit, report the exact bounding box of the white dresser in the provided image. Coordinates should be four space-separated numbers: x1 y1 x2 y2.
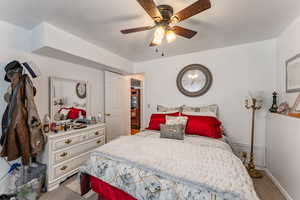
42 123 106 191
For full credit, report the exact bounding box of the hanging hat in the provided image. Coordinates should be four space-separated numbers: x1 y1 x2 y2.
4 61 23 82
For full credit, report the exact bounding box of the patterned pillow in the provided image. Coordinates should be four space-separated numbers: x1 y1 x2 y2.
166 116 188 126
160 124 184 140
182 104 219 117
157 105 182 113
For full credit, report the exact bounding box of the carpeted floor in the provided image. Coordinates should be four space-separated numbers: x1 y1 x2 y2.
40 171 286 200
39 175 97 200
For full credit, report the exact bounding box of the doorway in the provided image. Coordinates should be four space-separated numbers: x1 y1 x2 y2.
131 78 142 135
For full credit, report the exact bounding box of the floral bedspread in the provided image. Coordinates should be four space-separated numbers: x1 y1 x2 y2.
79 131 257 200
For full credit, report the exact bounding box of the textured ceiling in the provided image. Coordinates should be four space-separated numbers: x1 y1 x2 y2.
0 0 300 61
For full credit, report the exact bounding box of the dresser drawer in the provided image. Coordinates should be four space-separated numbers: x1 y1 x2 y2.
87 128 105 140
53 135 82 150
54 136 105 164
54 154 89 179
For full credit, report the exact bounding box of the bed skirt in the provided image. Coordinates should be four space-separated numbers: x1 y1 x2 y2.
80 173 136 200
80 173 217 200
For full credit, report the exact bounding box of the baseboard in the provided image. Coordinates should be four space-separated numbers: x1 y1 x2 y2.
264 169 293 200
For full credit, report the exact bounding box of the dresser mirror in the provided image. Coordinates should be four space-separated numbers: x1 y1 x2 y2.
50 77 90 121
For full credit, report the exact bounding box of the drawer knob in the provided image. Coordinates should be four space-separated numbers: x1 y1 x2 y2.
97 140 102 144
60 166 68 171
60 152 68 157
65 139 72 144
95 131 100 136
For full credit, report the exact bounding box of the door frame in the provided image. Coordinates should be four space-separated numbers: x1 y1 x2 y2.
129 74 145 130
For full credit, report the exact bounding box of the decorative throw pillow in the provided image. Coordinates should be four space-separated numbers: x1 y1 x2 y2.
182 114 222 139
146 112 180 131
166 116 188 131
160 124 184 140
182 104 219 117
157 105 182 113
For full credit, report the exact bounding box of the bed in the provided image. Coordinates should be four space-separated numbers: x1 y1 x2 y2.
79 130 259 200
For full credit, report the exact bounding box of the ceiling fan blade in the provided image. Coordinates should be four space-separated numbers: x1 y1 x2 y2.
172 26 197 39
136 0 163 22
121 26 154 34
173 0 211 23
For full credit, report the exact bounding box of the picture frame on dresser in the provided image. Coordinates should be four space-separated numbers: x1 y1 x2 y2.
286 53 300 93
291 93 300 113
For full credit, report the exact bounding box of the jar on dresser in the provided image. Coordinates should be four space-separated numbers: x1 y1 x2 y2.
41 123 106 191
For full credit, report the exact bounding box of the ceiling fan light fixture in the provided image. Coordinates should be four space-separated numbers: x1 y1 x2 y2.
166 30 176 43
170 16 179 24
152 26 165 45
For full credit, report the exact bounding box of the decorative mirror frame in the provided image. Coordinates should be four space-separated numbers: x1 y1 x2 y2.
176 64 213 97
49 77 90 121
286 53 300 93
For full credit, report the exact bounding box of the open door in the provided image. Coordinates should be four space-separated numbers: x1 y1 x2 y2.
130 78 142 134
105 71 130 142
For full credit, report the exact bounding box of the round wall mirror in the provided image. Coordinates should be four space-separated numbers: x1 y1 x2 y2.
176 64 213 97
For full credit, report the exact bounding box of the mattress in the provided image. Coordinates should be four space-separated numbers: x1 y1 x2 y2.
80 130 258 200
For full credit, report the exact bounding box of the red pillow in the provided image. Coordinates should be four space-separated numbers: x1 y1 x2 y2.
147 112 180 130
59 107 87 120
183 115 222 139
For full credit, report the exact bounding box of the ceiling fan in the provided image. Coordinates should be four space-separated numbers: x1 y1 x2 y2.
120 0 211 46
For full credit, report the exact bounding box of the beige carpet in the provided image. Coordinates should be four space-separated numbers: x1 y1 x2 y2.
65 178 96 199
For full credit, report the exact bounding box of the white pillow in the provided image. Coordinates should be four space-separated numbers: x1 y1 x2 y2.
182 111 217 118
157 105 181 113
182 104 218 118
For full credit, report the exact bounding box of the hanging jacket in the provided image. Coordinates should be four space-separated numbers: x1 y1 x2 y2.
24 74 45 155
0 74 45 165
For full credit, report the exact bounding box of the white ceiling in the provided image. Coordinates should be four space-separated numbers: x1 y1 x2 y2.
0 0 300 62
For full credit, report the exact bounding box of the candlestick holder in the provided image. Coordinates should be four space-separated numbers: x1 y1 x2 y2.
245 97 263 179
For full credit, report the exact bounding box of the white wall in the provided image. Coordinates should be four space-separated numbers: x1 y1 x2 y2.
276 15 300 104
0 21 30 52
265 15 300 200
134 39 277 166
31 23 134 73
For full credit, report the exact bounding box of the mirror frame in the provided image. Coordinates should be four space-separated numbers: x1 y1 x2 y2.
176 64 213 97
49 77 90 121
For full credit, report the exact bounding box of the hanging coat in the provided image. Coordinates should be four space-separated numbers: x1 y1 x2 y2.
24 74 45 155
0 74 45 165
0 74 31 165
